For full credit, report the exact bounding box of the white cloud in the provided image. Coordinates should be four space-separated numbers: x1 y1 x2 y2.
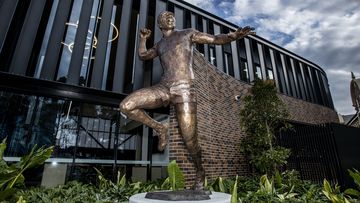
185 0 360 115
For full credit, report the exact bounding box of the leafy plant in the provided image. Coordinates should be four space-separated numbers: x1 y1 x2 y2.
167 160 185 190
344 169 360 198
240 79 291 174
16 181 100 203
95 167 141 202
0 139 53 201
323 179 350 203
231 175 239 203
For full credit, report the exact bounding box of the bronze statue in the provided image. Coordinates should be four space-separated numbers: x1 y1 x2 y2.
120 11 255 190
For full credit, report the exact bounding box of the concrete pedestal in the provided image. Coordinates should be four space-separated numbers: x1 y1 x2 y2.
129 192 231 203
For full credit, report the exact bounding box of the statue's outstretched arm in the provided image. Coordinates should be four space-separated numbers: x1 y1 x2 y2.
138 28 158 60
192 26 255 45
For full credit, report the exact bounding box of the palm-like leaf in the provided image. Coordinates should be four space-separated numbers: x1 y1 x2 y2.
167 160 185 190
344 169 360 198
230 175 239 203
0 141 53 201
0 139 6 160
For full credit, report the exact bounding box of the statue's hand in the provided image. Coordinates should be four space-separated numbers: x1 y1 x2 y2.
140 28 152 39
229 26 256 40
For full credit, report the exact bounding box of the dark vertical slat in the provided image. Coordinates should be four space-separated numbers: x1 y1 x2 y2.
151 0 166 85
257 44 267 79
244 38 254 81
323 124 335 181
329 124 345 186
315 70 327 106
174 6 183 29
297 126 304 179
0 0 18 51
90 0 114 89
323 76 334 108
269 49 280 90
299 126 306 178
9 0 47 74
317 125 325 182
67 0 94 85
40 0 72 80
295 62 306 100
307 66 318 103
314 125 323 181
290 59 300 98
280 54 290 95
26 0 54 77
190 13 196 28
213 24 223 71
299 63 310 101
202 18 209 61
326 124 340 183
309 125 317 181
112 0 133 92
133 0 149 91
230 41 240 80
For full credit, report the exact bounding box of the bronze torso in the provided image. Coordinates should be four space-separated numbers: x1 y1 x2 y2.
157 29 196 84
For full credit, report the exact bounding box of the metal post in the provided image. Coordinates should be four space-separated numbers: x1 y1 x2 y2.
113 111 120 180
146 113 153 181
71 102 82 178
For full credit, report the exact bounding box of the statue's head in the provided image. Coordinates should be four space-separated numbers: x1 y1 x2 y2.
157 11 175 30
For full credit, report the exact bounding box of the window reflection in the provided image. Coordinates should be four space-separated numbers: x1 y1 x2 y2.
267 68 274 80
238 38 249 82
0 91 143 161
209 46 216 65
240 61 249 82
255 65 262 79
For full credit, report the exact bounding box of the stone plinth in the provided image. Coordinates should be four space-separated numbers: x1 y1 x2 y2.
129 192 231 203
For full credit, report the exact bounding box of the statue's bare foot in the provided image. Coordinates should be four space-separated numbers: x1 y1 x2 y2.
155 123 169 151
192 169 206 191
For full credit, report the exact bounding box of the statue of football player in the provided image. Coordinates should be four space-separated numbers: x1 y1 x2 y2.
120 11 255 190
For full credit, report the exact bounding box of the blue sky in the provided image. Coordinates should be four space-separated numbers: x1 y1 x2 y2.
184 0 360 115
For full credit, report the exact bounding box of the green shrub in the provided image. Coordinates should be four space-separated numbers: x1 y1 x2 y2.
344 169 360 198
240 79 291 175
0 139 53 201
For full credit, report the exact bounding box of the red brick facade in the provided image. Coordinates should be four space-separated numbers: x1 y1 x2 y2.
168 51 339 186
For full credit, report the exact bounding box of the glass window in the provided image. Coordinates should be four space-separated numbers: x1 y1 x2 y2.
264 46 272 69
0 91 143 160
263 46 274 80
255 65 262 79
184 10 191 28
209 46 216 65
240 61 249 82
237 38 249 82
266 68 274 80
250 39 261 80
251 39 260 64
195 15 204 54
224 52 234 76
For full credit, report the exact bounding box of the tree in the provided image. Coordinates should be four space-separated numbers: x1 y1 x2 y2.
240 79 291 174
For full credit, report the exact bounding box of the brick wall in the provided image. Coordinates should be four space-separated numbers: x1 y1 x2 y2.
168 51 339 187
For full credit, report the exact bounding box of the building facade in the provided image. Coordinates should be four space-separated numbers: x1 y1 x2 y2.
0 0 337 185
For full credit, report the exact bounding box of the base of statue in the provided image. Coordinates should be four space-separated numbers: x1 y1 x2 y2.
129 191 231 203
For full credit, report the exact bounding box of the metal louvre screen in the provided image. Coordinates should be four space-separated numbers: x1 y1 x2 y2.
278 122 360 188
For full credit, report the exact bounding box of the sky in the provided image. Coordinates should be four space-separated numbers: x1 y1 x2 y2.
184 0 360 115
